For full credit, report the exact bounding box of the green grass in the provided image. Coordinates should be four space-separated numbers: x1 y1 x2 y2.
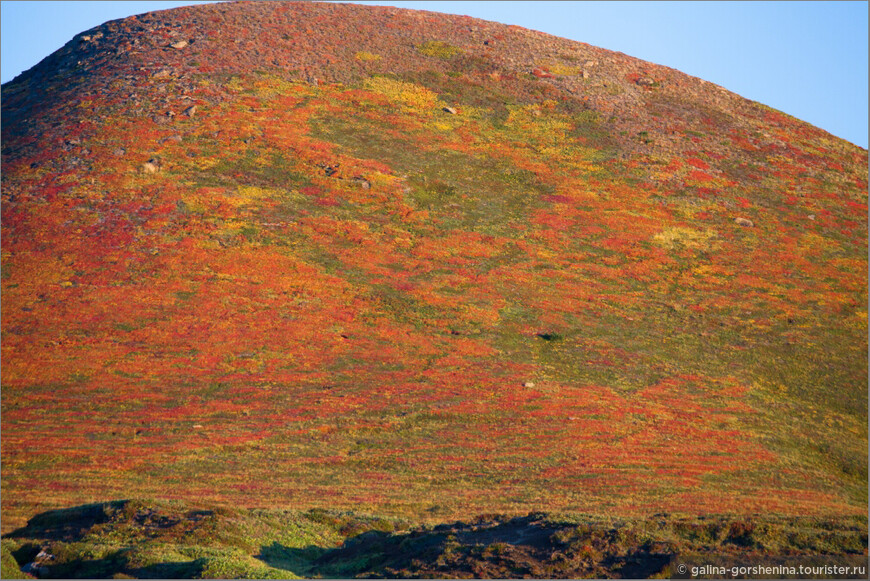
0 500 412 579
1 501 865 579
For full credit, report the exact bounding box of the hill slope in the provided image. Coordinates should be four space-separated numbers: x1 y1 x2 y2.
1 0 867 537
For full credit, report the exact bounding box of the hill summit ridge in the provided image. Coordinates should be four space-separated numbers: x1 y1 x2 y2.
4 1 854 165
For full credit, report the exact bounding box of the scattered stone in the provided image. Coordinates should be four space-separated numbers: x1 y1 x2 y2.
582 70 590 79
21 562 43 576
735 217 754 227
523 382 535 388
352 176 371 189
584 60 597 67
22 548 55 576
141 159 160 174
442 106 457 114
112 147 126 157
193 424 204 429
808 214 815 221
170 40 189 49
636 77 656 87
183 105 197 117
152 69 171 79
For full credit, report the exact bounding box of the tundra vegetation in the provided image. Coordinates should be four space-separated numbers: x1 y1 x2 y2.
1 1 866 578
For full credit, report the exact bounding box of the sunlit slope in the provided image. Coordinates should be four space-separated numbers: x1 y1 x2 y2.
1 1 866 532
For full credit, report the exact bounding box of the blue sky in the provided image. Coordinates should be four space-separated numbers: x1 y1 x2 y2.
1 1 867 148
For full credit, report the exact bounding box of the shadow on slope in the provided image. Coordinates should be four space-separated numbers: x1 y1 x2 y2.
263 514 677 579
2 501 867 579
266 513 870 579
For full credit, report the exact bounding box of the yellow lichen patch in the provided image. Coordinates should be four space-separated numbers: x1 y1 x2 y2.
798 232 836 256
187 157 219 171
666 198 718 221
416 40 462 59
367 170 401 188
250 74 304 98
538 144 601 174
212 218 252 237
536 60 581 76
653 226 719 251
505 102 572 138
225 76 245 93
233 185 280 206
362 77 438 114
355 51 382 62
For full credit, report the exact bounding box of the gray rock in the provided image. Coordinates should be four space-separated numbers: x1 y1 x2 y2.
142 159 160 174
735 217 754 227
170 40 189 49
442 106 458 114
184 105 197 117
21 562 42 575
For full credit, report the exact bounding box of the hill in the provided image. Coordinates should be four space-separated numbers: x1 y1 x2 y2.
1 0 867 574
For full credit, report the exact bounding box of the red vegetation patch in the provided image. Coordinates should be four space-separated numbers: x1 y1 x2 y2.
686 157 710 170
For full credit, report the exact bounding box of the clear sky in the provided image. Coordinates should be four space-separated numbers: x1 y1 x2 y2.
1 1 867 148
